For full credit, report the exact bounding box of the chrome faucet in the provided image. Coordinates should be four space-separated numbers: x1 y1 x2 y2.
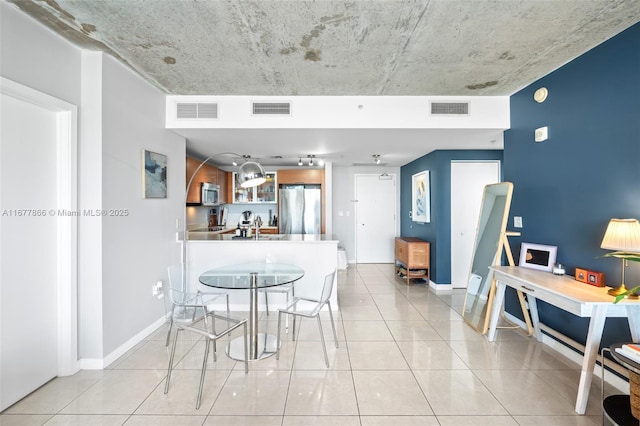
254 215 263 240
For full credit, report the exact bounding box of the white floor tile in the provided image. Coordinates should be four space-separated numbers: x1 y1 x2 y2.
2 263 614 425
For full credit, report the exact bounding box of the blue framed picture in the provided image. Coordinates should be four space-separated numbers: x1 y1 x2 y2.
142 149 167 198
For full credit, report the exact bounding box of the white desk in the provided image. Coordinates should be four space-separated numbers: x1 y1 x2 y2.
487 265 640 415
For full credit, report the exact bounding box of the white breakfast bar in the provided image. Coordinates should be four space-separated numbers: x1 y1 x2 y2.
487 265 640 415
183 233 339 312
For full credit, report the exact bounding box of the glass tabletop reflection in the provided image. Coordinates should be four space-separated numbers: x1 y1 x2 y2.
199 262 304 290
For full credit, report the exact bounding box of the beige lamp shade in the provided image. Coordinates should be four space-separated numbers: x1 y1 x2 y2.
600 218 640 251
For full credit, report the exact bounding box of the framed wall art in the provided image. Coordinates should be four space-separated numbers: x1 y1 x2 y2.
411 170 430 223
519 242 557 272
142 149 167 198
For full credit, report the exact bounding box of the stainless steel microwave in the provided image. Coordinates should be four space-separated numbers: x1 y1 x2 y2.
201 182 220 206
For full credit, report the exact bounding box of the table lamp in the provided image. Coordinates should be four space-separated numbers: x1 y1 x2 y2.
600 218 640 297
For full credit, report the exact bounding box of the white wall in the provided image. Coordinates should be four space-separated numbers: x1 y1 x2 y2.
2 2 187 365
332 165 401 263
98 54 186 358
0 2 81 105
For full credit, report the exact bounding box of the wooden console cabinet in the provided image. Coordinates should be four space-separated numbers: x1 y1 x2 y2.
394 237 430 284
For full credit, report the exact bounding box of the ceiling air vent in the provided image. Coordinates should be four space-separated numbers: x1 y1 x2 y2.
430 102 469 116
176 102 218 119
252 102 291 116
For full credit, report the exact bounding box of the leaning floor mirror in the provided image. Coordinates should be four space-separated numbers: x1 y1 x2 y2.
462 181 514 334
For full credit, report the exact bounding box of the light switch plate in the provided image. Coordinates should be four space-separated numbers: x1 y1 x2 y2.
535 126 548 142
514 216 523 228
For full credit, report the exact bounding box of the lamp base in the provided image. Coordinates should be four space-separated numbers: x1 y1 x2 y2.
608 284 630 297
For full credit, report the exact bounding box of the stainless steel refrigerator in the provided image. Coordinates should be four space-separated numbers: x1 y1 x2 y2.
278 184 321 234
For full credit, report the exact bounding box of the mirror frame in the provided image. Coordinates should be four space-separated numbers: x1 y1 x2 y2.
461 182 514 334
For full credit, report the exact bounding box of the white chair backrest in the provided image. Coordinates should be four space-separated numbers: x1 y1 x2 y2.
319 270 336 304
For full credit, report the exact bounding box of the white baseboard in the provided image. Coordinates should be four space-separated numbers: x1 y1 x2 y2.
430 281 452 292
79 316 167 370
502 312 629 393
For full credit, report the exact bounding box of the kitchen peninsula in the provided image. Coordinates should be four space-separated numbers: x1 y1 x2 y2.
182 231 339 312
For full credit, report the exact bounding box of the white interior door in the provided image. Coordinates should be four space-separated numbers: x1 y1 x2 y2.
450 161 500 288
355 174 396 263
1 94 59 410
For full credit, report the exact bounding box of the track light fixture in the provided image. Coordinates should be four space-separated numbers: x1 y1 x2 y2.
308 154 315 166
373 154 381 164
298 158 303 166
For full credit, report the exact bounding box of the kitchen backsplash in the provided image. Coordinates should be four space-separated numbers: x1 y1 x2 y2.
187 203 277 228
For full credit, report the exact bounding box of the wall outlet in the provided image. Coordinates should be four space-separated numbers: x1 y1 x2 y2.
152 280 164 299
514 216 523 228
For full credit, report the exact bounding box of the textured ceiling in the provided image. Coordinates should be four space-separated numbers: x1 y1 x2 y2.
9 0 640 166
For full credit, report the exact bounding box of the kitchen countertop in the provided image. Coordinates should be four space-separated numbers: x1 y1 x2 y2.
188 225 278 235
188 232 338 242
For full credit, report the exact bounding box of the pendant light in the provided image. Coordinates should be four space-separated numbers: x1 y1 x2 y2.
238 160 266 188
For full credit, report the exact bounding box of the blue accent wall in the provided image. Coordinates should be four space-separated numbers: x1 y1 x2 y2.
504 23 640 346
401 150 503 284
400 23 639 350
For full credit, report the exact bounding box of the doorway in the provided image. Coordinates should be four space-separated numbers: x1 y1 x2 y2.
0 78 78 410
450 161 500 288
354 174 396 263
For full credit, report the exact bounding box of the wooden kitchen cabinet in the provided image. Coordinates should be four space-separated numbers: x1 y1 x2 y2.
395 237 430 284
186 156 228 204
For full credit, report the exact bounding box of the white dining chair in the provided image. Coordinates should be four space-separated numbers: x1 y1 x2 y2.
165 265 230 347
276 270 338 367
260 283 293 317
164 309 248 409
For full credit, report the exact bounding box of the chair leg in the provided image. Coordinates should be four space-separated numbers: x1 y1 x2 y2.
164 327 181 394
316 315 329 368
276 311 283 360
196 338 210 409
283 290 290 333
165 304 176 347
327 301 339 348
242 321 249 373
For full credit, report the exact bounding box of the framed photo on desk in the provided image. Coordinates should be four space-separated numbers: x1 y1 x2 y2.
519 242 557 272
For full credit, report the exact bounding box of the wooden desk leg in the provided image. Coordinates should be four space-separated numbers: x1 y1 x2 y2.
627 306 640 342
575 305 607 415
487 282 506 342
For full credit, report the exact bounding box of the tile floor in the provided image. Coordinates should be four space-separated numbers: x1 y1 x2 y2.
2 264 613 425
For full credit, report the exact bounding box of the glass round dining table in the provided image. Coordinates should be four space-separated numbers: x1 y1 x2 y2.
199 262 304 361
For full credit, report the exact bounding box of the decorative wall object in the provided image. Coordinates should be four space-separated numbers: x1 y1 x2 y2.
412 170 430 223
142 149 167 198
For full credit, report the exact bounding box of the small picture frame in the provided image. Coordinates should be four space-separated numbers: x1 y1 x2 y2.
142 149 167 198
519 242 558 272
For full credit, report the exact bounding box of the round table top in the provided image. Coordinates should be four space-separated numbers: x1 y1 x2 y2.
199 262 304 290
